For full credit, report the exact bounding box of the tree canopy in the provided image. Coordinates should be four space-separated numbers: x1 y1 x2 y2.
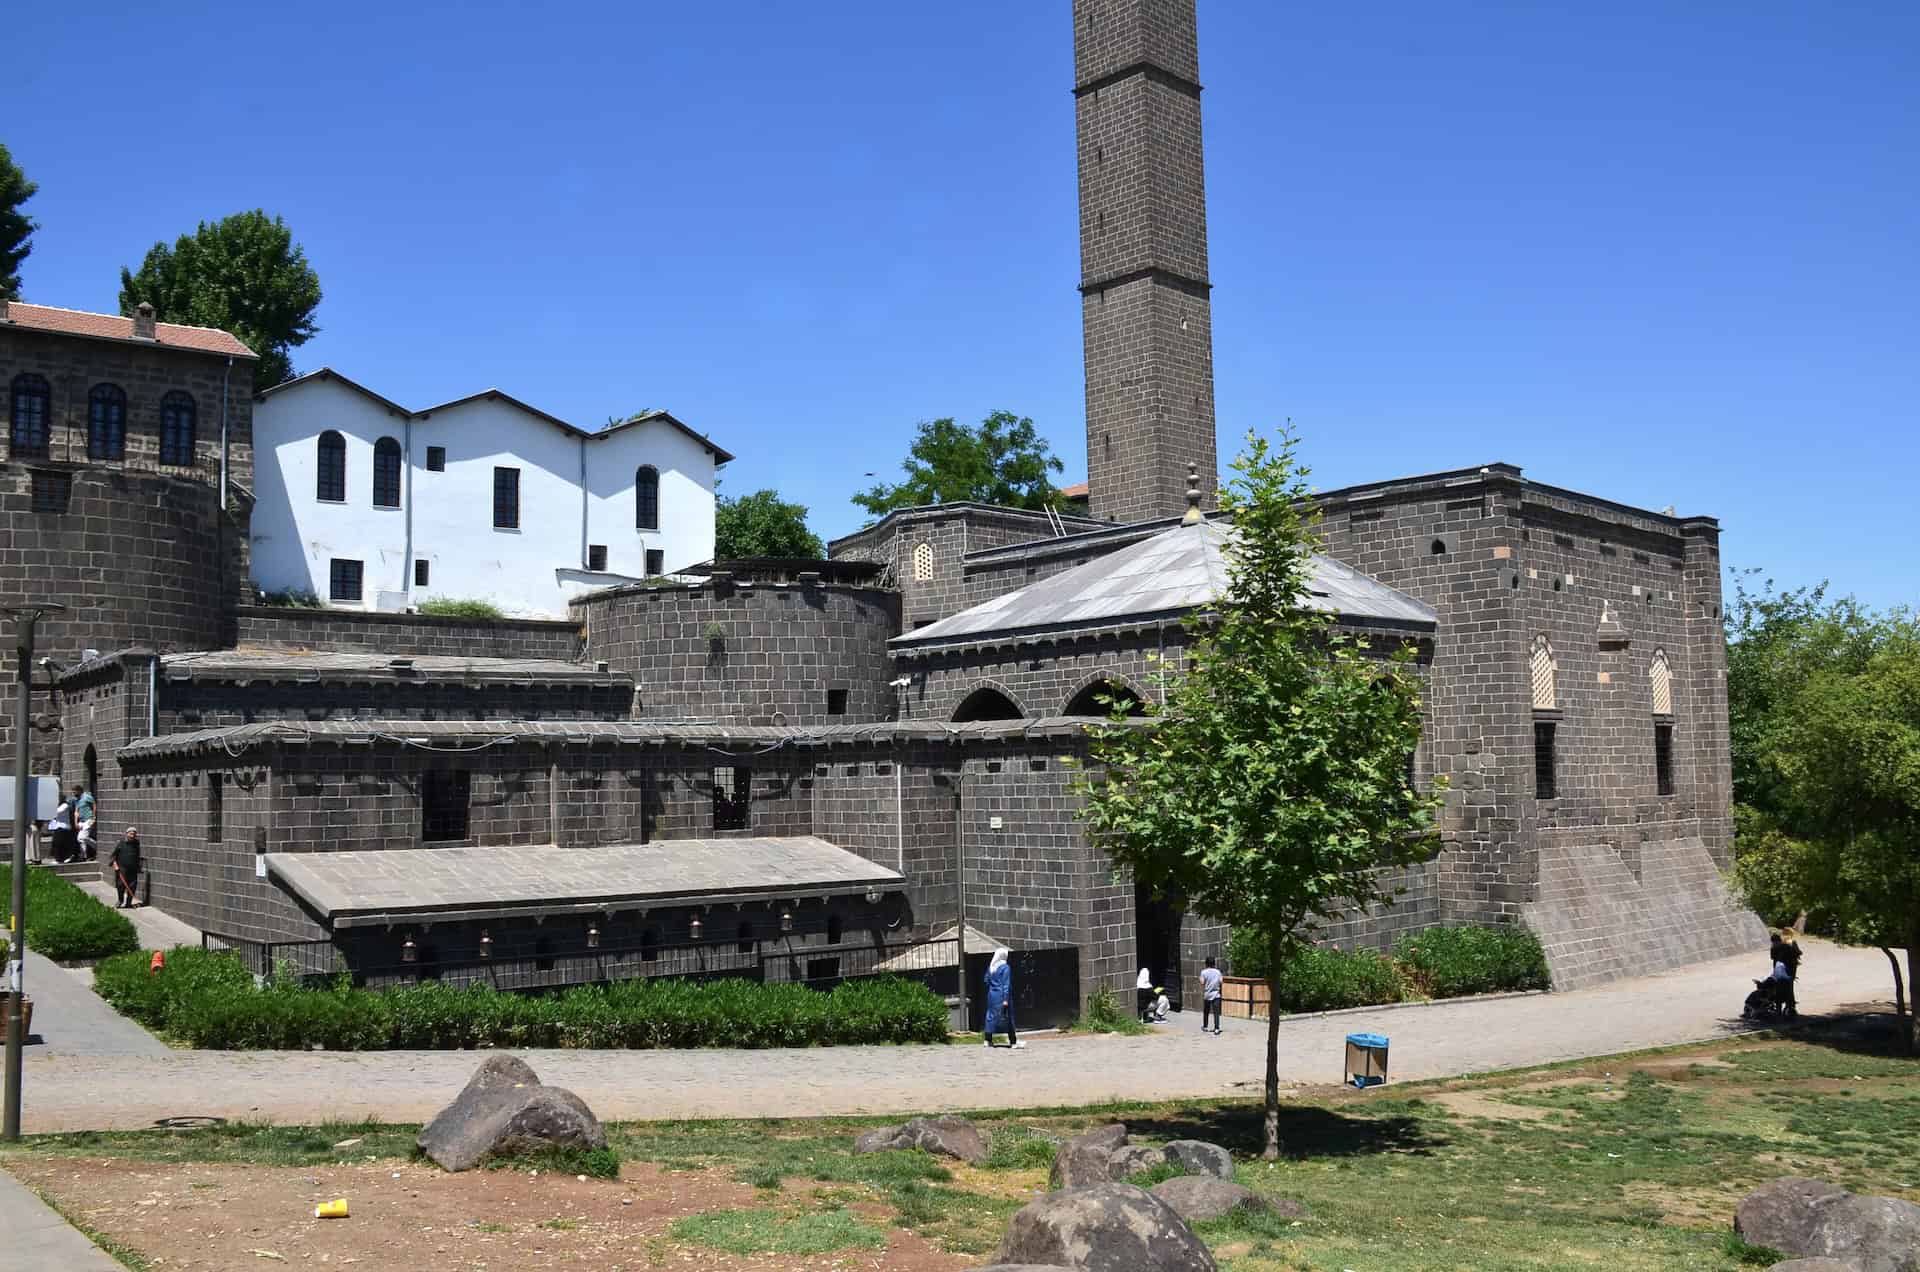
1077 428 1444 1156
0 142 38 301
119 210 321 389
852 411 1065 519
1727 575 1920 1048
715 489 825 560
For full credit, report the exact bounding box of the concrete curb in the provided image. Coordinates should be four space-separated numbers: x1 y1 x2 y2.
1230 988 1551 1027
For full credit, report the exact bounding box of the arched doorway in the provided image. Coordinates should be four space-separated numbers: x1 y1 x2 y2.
951 687 1022 723
1063 679 1146 718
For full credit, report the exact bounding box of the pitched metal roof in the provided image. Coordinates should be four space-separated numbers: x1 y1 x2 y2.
892 519 1437 648
265 836 903 927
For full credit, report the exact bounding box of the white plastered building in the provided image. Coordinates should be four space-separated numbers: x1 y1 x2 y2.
249 369 731 617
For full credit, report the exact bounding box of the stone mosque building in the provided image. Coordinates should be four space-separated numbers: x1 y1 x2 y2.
0 0 1761 1022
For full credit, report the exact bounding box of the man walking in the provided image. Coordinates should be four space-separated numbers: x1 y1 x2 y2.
1200 956 1224 1035
112 828 143 908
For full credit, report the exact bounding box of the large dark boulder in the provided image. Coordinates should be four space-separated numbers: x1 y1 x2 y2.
1108 1145 1168 1180
1049 1124 1129 1191
1162 1140 1235 1181
851 1116 988 1165
1738 1179 1920 1272
994 1183 1217 1272
1150 1176 1281 1223
1738 1179 1850 1256
417 1055 606 1173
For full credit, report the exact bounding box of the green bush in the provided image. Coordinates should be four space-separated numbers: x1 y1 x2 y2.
417 597 506 619
1271 946 1410 1014
92 949 950 1052
257 587 322 608
0 866 138 962
1396 925 1550 998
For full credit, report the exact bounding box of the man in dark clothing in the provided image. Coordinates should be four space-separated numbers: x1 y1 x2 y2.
1769 929 1802 1017
111 828 142 909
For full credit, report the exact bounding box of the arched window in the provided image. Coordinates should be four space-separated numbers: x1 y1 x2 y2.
1650 648 1673 716
9 373 50 458
1529 635 1557 711
952 686 1023 723
87 384 126 460
636 465 659 529
1064 679 1146 717
372 437 402 508
912 541 934 581
159 391 196 466
316 431 346 501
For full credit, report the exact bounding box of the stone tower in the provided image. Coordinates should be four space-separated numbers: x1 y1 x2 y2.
1074 0 1218 524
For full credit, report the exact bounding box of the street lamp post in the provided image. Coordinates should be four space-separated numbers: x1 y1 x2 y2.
4 602 64 1143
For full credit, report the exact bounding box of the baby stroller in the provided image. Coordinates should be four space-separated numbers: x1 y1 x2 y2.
1742 975 1792 1021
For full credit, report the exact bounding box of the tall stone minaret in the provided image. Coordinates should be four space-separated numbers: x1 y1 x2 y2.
1074 0 1218 524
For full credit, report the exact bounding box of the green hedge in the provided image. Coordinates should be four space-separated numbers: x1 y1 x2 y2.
1396 926 1550 998
0 866 139 963
1225 923 1550 1013
93 947 951 1051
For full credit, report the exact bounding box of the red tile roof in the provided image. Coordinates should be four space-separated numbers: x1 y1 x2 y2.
1 301 255 359
1059 481 1089 498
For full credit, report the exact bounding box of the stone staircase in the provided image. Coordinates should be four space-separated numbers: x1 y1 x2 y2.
31 859 103 886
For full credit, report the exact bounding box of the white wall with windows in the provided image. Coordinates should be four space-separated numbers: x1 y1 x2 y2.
250 370 726 617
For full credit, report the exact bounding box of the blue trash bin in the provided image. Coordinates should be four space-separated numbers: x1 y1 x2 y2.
1344 1032 1389 1088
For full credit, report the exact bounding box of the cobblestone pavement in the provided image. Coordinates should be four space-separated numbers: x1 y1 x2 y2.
14 939 1891 1134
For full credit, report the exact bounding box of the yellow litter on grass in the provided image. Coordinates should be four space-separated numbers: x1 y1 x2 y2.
314 1198 349 1219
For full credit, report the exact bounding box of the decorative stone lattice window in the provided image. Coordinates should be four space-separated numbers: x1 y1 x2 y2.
1649 648 1673 716
1529 636 1557 711
911 541 934 582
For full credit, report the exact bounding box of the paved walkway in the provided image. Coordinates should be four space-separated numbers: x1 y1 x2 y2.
12 938 1893 1135
15 948 168 1057
0 1166 123 1270
75 881 204 950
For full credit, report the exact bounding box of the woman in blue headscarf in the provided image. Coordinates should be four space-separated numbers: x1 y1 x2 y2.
983 947 1025 1049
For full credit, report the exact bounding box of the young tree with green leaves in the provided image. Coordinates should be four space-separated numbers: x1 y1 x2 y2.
1077 429 1444 1158
1736 609 1920 1050
853 410 1064 519
119 210 321 389
715 489 825 559
0 142 38 301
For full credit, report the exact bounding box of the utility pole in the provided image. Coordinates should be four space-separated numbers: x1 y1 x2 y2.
4 603 63 1142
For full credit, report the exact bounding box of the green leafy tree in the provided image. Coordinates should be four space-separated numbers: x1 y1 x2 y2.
1736 610 1920 1049
0 142 38 300
715 489 825 560
1077 428 1444 1158
852 410 1064 519
119 210 321 389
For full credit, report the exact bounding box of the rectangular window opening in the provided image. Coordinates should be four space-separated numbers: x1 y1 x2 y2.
645 548 664 577
1655 723 1675 797
425 446 446 472
414 559 429 587
421 769 472 843
1533 720 1558 801
328 558 364 603
712 765 751 832
492 466 520 529
587 544 607 572
30 471 71 515
207 772 223 843
826 688 848 716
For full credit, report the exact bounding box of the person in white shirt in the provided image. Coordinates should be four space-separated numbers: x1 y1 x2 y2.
1136 966 1154 1023
46 796 77 863
1200 956 1224 1034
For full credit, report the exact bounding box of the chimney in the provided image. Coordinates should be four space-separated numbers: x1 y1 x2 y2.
0 299 9 322
133 302 157 340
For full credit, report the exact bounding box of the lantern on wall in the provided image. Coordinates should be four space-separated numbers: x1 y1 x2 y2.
401 935 417 964
779 908 793 933
479 930 493 960
689 914 703 941
586 924 601 950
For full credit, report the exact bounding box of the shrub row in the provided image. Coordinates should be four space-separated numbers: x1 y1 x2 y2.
0 866 140 963
93 947 952 1051
1226 924 1550 1013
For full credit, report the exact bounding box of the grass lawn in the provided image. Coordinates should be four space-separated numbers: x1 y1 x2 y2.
6 1026 1915 1271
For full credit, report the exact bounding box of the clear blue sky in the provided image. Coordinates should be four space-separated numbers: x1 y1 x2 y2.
11 2 1915 608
